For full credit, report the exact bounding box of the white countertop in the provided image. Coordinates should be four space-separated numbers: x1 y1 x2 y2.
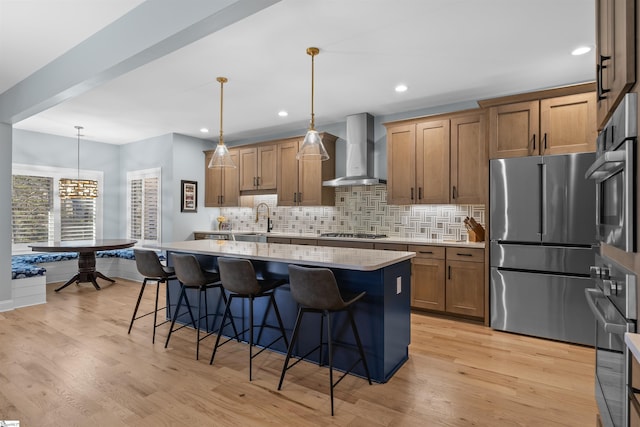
626 333 640 362
153 239 415 271
192 230 485 249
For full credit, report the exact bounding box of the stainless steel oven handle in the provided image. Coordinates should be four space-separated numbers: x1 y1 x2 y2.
584 149 626 180
585 288 628 335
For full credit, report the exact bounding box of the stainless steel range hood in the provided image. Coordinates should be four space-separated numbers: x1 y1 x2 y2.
322 113 386 187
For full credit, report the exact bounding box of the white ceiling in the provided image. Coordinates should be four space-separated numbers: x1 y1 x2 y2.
1 0 595 145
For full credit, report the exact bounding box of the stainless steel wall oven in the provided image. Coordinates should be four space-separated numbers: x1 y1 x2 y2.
586 253 637 427
586 93 637 252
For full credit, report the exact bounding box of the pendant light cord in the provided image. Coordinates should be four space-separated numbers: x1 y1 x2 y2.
217 77 227 145
307 47 319 130
75 125 83 181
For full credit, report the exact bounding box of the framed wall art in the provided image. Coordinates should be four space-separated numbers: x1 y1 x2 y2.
181 180 197 212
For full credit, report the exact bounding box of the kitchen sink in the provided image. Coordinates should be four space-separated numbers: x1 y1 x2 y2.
231 233 267 243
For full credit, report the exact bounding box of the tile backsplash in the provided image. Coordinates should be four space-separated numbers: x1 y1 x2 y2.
220 185 484 241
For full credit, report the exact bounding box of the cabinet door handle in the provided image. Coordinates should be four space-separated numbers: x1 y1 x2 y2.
452 186 457 199
221 195 224 204
419 251 433 254
542 133 547 152
531 133 536 154
411 187 414 201
598 55 611 100
254 177 257 187
257 176 261 186
298 192 302 203
456 253 473 257
293 192 297 203
448 265 451 280
418 187 423 200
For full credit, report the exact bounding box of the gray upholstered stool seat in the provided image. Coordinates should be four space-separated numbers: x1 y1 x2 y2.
129 249 176 343
278 264 372 416
165 253 238 360
210 257 289 381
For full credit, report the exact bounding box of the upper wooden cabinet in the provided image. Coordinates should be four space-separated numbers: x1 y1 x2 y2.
596 0 635 129
488 92 597 159
239 144 277 192
386 110 487 205
277 133 337 206
204 149 239 207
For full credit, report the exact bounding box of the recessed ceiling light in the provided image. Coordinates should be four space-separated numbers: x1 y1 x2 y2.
278 110 288 117
571 46 591 56
395 84 408 93
200 128 209 133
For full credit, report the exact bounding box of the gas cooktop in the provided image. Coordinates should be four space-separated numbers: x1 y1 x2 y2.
319 233 388 239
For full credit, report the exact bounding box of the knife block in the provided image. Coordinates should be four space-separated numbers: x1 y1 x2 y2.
467 228 485 242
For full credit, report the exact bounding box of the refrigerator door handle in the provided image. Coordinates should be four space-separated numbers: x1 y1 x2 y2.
537 162 546 238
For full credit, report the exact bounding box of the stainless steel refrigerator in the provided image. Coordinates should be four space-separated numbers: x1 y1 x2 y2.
490 152 597 346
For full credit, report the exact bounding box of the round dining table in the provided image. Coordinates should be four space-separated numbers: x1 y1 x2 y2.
29 239 137 292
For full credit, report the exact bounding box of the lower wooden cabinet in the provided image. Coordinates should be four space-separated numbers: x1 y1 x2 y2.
410 246 446 311
411 245 484 319
270 237 487 320
445 247 484 318
631 355 640 427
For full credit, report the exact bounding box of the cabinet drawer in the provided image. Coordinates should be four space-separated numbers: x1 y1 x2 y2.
446 247 484 262
409 245 445 259
317 240 374 249
289 238 317 246
633 355 640 390
632 357 640 427
267 237 291 244
374 243 408 251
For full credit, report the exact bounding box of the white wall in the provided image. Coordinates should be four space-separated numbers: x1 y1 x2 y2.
171 133 220 240
0 123 12 308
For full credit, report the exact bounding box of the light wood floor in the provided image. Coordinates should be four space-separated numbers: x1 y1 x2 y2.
0 279 597 426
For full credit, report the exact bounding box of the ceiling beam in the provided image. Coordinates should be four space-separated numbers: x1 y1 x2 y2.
0 0 280 125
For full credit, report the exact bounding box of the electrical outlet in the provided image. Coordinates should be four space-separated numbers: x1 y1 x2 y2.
396 277 401 294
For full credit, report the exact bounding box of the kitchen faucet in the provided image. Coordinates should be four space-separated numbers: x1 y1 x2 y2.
255 202 273 233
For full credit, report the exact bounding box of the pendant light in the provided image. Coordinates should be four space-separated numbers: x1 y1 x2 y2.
59 126 98 199
297 47 330 161
208 76 236 168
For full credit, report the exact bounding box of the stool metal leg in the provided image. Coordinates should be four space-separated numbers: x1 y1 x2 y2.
164 285 197 349
152 279 161 343
128 278 148 334
278 308 305 390
196 286 203 360
326 310 335 416
347 307 372 384
210 294 234 365
249 296 254 381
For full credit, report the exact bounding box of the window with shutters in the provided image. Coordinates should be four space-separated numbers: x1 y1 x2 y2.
127 168 161 246
11 164 103 253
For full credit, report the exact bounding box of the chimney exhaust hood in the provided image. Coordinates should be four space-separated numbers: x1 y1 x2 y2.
322 113 386 187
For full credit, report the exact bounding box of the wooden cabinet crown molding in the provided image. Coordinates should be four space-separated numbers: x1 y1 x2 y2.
477 82 596 109
383 107 485 128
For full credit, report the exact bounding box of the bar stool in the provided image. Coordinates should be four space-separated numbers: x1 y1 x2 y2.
129 249 176 343
210 257 289 381
165 253 238 360
278 264 372 416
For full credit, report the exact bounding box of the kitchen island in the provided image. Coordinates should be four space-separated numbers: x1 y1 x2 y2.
154 239 415 383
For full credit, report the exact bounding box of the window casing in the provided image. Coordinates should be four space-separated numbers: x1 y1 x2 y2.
11 164 103 253
127 168 161 246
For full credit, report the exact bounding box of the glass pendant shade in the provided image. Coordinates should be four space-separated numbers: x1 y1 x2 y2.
208 76 236 168
297 46 330 161
296 129 329 160
208 142 236 168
